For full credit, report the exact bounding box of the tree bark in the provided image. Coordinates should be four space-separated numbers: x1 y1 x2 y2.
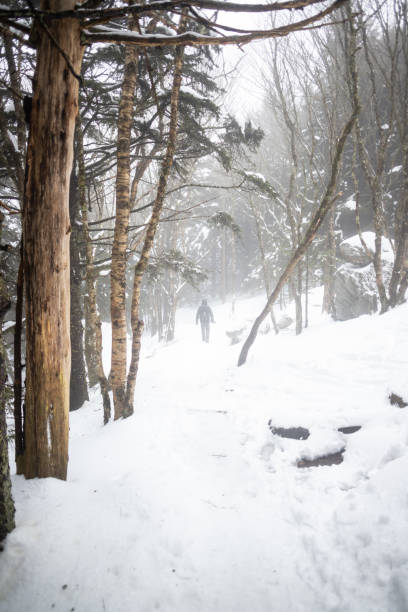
13 249 24 474
0 211 15 542
110 17 139 419
22 2 84 479
389 132 408 306
77 120 111 424
304 247 309 328
322 206 336 317
69 161 89 411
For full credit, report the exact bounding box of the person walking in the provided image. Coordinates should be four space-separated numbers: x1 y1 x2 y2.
196 299 215 342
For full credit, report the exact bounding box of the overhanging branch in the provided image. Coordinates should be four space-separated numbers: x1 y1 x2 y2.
83 2 347 47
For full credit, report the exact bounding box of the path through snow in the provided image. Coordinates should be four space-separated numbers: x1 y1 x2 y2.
1 290 408 612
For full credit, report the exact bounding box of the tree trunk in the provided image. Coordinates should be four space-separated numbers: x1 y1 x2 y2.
110 22 139 419
77 120 111 424
221 226 227 303
0 211 15 542
389 141 408 306
156 287 164 341
22 3 84 479
124 20 186 416
13 247 24 475
294 268 302 335
349 10 390 314
76 124 100 389
322 206 336 317
69 162 89 411
304 247 309 328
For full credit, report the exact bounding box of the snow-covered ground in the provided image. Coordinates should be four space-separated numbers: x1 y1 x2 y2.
1 289 408 612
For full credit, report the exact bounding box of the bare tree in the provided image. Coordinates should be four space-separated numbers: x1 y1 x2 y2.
238 16 359 366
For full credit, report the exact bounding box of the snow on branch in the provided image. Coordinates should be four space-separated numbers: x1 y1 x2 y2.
1 0 348 50
83 2 348 47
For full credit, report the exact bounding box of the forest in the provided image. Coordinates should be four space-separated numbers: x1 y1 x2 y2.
0 1 407 610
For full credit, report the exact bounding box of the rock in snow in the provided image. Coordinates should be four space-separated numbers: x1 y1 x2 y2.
334 232 394 321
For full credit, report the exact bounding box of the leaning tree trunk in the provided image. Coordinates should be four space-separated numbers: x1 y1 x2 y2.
22 2 84 479
124 21 186 416
0 211 15 542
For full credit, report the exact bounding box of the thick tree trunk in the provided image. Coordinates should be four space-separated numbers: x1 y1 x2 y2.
22 3 84 479
0 212 15 542
69 164 89 411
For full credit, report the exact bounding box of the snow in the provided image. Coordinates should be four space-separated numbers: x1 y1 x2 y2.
341 231 394 262
244 171 266 182
344 198 356 211
1 289 408 612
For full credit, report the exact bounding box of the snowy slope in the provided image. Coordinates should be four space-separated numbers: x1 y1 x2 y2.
1 289 408 612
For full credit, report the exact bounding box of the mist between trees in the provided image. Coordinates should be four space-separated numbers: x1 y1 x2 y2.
0 0 407 541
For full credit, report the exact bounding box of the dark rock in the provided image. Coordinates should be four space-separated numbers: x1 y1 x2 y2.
389 393 408 408
337 426 361 434
334 233 394 321
268 421 310 440
297 448 345 468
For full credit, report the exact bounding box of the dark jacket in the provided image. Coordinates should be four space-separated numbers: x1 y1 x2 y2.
196 303 214 325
